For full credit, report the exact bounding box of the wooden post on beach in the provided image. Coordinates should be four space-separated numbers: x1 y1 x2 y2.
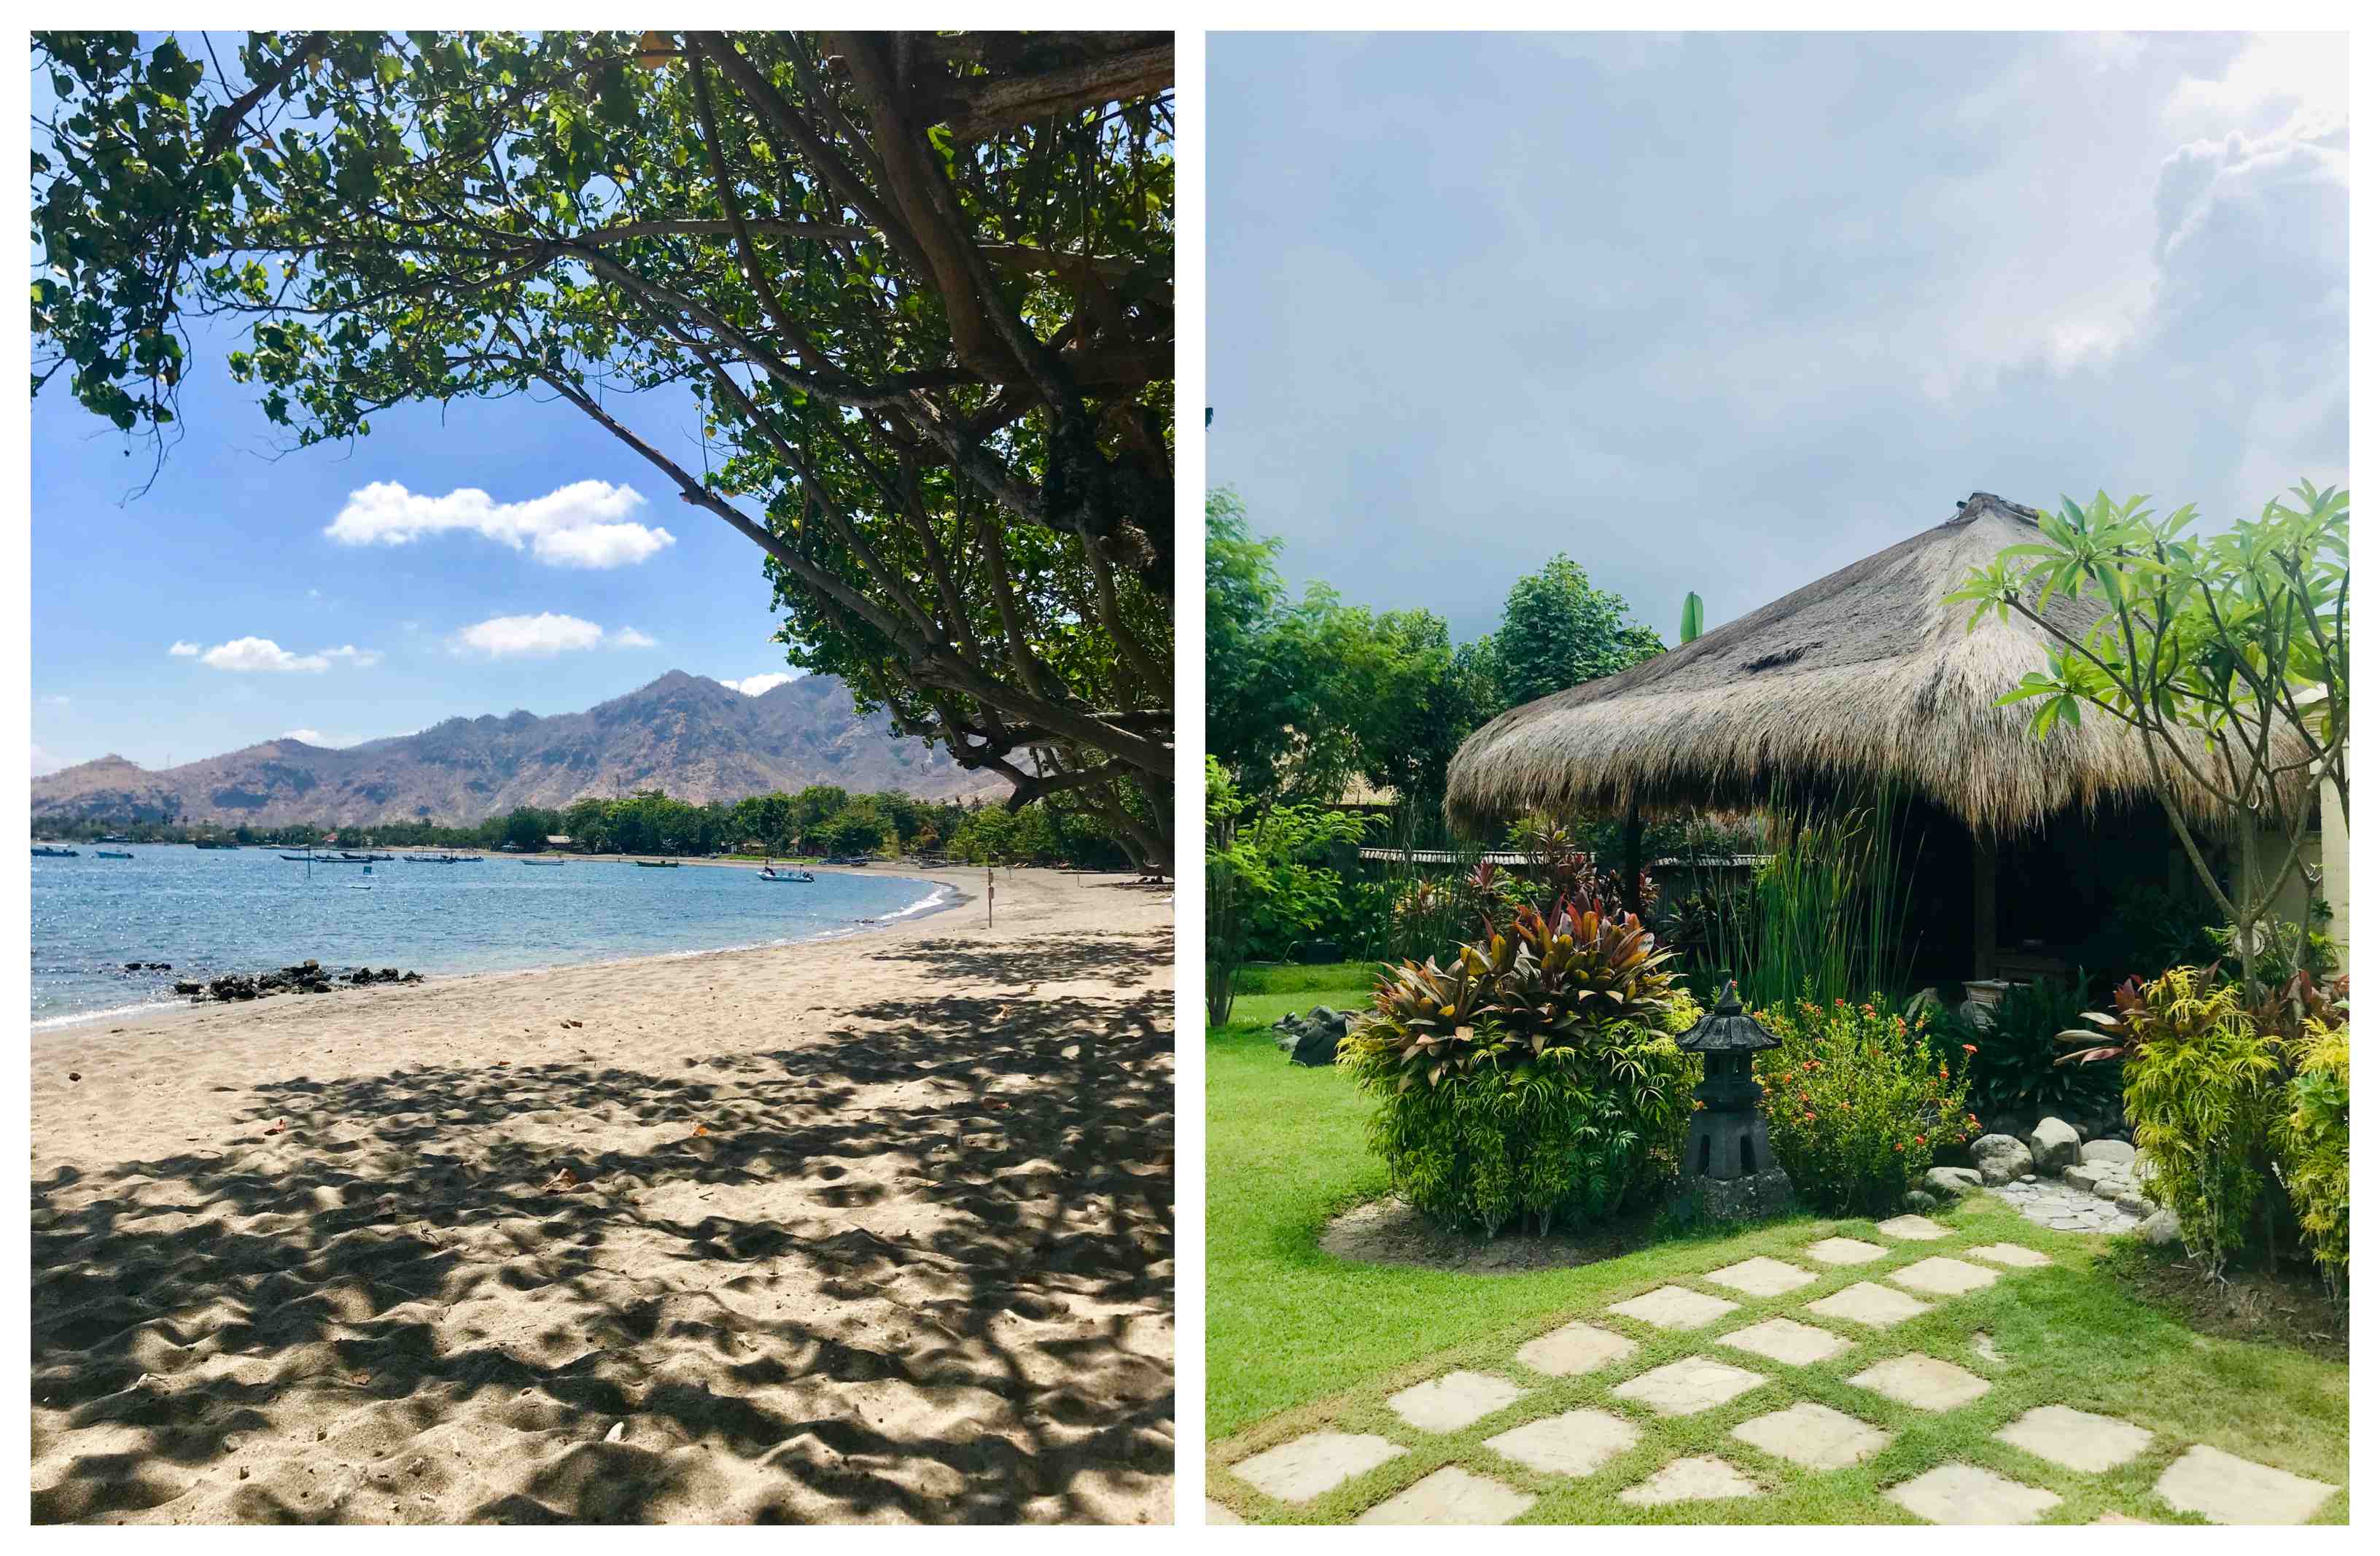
987 868 995 926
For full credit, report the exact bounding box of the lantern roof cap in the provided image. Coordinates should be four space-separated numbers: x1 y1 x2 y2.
1676 980 1781 1054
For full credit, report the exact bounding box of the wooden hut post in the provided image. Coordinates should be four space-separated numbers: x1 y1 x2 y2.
1621 798 1644 919
1971 824 1996 979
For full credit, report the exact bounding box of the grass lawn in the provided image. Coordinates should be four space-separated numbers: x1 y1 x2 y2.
1207 999 2349 1525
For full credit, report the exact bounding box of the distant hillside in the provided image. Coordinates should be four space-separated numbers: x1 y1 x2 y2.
31 671 1008 826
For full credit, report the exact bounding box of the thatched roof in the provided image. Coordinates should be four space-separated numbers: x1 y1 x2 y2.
1447 492 2286 836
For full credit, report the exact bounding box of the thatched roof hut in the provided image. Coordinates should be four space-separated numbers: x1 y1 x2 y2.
1447 491 2276 838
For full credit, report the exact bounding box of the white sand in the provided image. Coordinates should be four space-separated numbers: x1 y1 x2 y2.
31 868 1174 1524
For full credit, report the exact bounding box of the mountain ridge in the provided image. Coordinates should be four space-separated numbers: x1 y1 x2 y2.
31 671 1007 826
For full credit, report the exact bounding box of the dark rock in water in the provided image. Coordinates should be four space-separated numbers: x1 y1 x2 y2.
122 962 141 973
173 981 202 996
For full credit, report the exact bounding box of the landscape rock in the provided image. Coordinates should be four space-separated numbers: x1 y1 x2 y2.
2139 1208 2182 1247
1924 1167 1982 1199
2026 1115 2080 1172
2079 1138 2136 1169
1902 1189 1942 1213
1280 1008 1354 1067
1969 1134 2032 1186
1669 1166 1796 1225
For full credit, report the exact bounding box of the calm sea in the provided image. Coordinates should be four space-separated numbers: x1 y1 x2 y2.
29 847 952 1029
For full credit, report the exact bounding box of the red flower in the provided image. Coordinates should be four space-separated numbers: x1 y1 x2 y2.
1961 1043 1978 1054
1894 1142 1905 1152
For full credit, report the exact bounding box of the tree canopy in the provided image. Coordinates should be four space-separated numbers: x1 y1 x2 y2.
32 29 1174 860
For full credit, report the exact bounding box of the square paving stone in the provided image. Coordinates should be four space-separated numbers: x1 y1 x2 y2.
1703 1256 1819 1296
1888 1256 2002 1297
1385 1370 1528 1434
1994 1404 2154 1473
2155 1444 2339 1525
1515 1322 1635 1377
1233 1431 1406 1503
1806 1281 1932 1329
1967 1242 2053 1268
1885 1463 2061 1524
1805 1236 1890 1265
1732 1402 1893 1471
1484 1406 1639 1478
1607 1285 1739 1330
1618 1455 1762 1506
1849 1353 1992 1412
1354 1466 1536 1525
1719 1317 1850 1366
1611 1355 1769 1417
1875 1214 1952 1241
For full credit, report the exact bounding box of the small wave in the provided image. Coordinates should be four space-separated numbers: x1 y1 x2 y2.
33 997 186 1033
879 884 955 923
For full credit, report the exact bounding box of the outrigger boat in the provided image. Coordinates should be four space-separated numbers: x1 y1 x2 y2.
404 853 483 863
94 850 133 859
31 845 79 857
633 859 680 868
520 857 566 866
757 861 814 882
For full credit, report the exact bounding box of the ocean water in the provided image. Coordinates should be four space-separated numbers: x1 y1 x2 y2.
29 847 952 1029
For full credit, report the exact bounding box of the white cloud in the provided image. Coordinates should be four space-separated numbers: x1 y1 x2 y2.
448 612 607 658
168 641 200 657
280 728 340 747
321 645 384 669
42 694 69 706
2164 34 2344 142
720 672 801 696
610 627 658 648
325 480 677 569
198 637 332 673
31 744 69 777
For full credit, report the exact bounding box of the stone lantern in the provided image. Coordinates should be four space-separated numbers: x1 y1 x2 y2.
1671 980 1795 1220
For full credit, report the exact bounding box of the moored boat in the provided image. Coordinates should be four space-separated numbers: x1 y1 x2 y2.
32 845 79 857
633 859 680 868
94 850 133 859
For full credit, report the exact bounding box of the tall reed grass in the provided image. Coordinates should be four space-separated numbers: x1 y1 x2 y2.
1705 789 1918 1008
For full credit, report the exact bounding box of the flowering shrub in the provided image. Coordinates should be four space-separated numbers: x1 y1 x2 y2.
1342 895 1698 1234
1751 994 1975 1216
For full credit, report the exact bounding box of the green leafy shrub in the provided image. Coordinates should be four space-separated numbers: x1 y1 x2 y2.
1342 897 1697 1235
2274 1016 2349 1296
1956 972 2123 1122
1752 994 1975 1216
2104 968 2286 1274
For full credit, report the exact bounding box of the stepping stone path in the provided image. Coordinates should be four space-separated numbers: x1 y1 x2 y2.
1888 1256 2000 1297
1803 1236 1889 1265
1806 1280 1931 1329
1732 1402 1891 1471
1485 1406 1638 1477
1874 1214 1952 1241
1966 1242 2053 1268
1608 1285 1738 1329
1994 1404 2154 1474
1703 1256 1817 1296
1886 1463 2061 1524
1234 1431 1404 1502
1613 1355 1768 1416
2155 1444 2340 1525
1355 1465 1535 1525
1386 1370 1526 1433
1989 1178 2142 1234
1619 1455 1761 1506
1849 1353 1991 1412
1206 1500 1243 1524
1719 1317 1849 1366
1515 1322 1634 1377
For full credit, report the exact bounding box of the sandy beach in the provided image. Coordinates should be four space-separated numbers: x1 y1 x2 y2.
31 867 1175 1523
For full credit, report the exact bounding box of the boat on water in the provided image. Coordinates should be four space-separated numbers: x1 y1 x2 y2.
94 850 133 859
521 857 566 866
633 859 681 868
192 840 242 850
403 853 483 863
338 851 394 862
283 852 364 863
757 863 815 882
32 845 79 857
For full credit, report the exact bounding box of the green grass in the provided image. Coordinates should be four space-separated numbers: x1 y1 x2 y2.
1207 1013 2350 1525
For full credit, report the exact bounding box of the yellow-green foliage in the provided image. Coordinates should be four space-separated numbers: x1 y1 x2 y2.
1341 898 1697 1235
2119 968 2284 1273
2276 1017 2349 1291
1753 995 1975 1216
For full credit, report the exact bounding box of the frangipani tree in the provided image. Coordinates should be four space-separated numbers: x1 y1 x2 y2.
1949 482 2347 998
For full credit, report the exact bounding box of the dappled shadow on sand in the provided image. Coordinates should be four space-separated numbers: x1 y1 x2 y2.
863 931 1171 993
31 942 1173 1525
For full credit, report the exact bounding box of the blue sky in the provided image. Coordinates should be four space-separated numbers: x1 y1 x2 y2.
1210 31 2346 645
31 285 805 775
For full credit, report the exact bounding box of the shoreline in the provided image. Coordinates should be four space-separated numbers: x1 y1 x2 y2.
32 866 1175 1524
29 860 983 1037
